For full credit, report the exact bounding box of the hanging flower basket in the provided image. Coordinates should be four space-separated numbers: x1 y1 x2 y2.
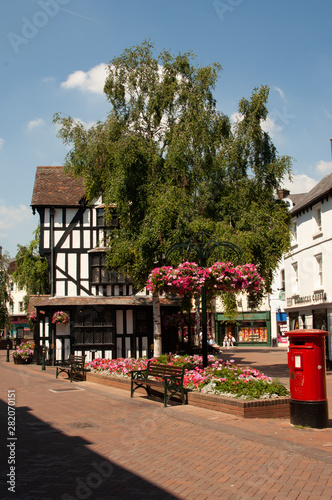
163 313 186 330
27 310 37 330
52 311 70 325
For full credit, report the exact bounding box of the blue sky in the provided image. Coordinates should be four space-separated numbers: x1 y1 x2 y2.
1 0 332 257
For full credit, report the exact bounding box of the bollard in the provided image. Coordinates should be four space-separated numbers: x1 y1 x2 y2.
42 346 46 371
6 343 10 362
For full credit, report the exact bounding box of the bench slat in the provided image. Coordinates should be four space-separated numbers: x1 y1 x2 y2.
130 361 186 407
56 354 86 382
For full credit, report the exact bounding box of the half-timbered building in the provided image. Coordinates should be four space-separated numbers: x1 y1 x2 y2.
31 166 179 363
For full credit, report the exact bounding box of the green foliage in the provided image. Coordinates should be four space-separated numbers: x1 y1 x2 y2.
13 226 50 311
54 40 292 296
0 251 13 330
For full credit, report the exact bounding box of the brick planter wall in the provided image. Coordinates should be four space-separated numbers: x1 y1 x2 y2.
86 372 290 419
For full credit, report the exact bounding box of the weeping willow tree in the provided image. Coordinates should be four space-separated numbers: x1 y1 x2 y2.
54 40 292 355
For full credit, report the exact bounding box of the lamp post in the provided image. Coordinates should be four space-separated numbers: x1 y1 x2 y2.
166 231 242 367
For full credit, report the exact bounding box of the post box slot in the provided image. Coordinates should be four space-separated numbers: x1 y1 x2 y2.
291 341 313 348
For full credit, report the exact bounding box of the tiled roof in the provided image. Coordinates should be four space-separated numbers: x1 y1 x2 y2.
290 173 332 216
288 193 306 206
31 166 85 207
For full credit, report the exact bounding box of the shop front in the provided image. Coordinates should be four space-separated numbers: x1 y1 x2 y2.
215 311 271 347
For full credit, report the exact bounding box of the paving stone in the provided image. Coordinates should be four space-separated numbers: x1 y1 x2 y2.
1 349 332 499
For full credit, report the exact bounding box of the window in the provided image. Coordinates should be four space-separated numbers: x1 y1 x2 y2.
19 302 23 312
315 254 323 288
291 219 297 243
73 308 115 345
89 252 130 285
280 269 285 291
96 208 119 228
291 262 298 293
313 206 322 235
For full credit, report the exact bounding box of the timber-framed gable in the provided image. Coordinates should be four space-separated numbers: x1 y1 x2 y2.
30 166 180 364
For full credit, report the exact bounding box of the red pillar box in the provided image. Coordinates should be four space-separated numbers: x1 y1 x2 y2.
286 329 329 428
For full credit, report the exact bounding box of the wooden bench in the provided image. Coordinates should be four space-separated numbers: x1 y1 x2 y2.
130 361 187 407
55 355 86 382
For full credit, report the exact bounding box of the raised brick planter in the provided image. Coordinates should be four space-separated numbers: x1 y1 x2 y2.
86 372 290 419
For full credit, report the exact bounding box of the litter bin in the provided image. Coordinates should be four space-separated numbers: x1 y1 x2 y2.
286 329 329 428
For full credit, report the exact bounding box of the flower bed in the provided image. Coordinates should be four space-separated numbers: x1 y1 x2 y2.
87 354 289 401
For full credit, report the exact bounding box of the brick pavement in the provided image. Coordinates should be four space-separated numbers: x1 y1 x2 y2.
0 349 332 500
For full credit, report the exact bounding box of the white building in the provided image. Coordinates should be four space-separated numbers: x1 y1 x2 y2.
283 174 332 366
269 190 306 345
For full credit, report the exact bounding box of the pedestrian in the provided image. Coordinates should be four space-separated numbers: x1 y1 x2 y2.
228 333 234 348
223 334 229 348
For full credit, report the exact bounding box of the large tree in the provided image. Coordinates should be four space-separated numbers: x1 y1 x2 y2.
13 227 50 311
54 41 292 353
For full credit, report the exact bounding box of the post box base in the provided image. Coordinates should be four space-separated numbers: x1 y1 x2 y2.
290 399 329 429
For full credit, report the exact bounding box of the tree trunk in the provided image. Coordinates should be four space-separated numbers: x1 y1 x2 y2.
194 295 200 346
152 292 162 357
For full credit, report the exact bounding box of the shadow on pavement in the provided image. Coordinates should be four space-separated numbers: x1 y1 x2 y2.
0 399 177 500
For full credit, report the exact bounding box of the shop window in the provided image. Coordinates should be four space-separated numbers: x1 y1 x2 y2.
289 313 299 330
238 321 267 343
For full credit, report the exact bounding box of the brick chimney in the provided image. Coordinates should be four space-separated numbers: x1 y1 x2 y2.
277 189 290 200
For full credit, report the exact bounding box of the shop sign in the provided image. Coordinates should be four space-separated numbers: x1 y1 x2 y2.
294 295 311 304
287 292 327 307
313 291 327 302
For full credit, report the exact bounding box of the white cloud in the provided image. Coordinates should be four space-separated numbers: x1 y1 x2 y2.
316 160 332 174
231 111 285 143
0 203 36 257
230 112 243 124
0 137 4 149
42 76 55 84
73 118 97 130
273 86 287 103
27 118 45 130
61 63 108 94
0 204 32 230
323 108 332 119
261 116 283 140
282 174 317 194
